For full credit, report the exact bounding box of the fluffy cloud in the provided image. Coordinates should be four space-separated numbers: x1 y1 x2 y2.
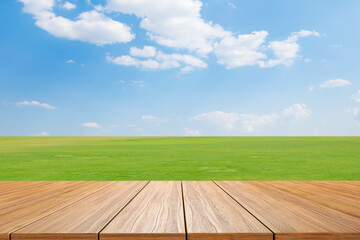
191 104 311 132
106 0 230 56
215 30 318 69
184 128 202 136
258 30 319 67
190 111 240 131
130 46 156 58
62 1 76 10
353 90 360 104
107 46 207 72
239 113 279 132
82 122 101 128
320 79 352 88
17 100 56 110
19 0 134 45
66 59 74 63
214 31 268 69
282 104 311 119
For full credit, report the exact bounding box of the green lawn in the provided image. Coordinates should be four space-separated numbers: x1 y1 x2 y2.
0 137 359 180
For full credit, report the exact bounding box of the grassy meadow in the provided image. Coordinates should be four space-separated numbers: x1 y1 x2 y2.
0 137 359 180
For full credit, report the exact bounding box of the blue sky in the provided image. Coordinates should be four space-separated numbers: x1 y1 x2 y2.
1 0 360 136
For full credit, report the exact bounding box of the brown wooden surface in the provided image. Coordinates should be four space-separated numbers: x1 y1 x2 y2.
297 181 360 206
256 181 360 230
13 182 148 240
0 182 113 240
100 181 185 240
216 181 360 240
0 181 359 240
183 181 271 240
0 182 47 195
0 182 81 210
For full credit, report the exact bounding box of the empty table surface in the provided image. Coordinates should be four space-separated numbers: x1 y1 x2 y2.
0 181 358 240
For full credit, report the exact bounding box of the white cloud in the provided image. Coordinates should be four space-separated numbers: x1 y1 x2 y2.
106 0 230 56
107 55 139 66
142 115 157 121
214 31 268 69
308 86 315 91
19 0 134 45
20 0 54 15
320 79 352 88
190 111 279 132
130 46 156 58
36 131 49 136
282 104 311 119
184 128 202 136
191 104 310 132
215 29 318 69
126 124 136 128
17 100 56 110
239 113 279 132
351 107 359 117
353 90 360 104
82 122 101 128
190 111 240 131
304 59 311 62
180 66 194 74
62 1 76 10
258 30 319 67
66 59 74 63
350 90 360 120
107 47 207 72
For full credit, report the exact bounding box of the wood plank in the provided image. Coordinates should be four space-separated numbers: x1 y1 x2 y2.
285 181 360 206
249 181 360 231
100 181 185 240
216 181 360 240
0 182 47 195
183 181 272 240
13 181 148 240
0 182 82 210
305 181 360 198
0 181 113 240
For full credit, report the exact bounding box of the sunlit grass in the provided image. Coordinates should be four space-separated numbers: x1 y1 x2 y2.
0 137 359 180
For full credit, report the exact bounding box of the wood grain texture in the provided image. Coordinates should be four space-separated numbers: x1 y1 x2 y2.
13 181 148 240
0 181 113 240
0 182 47 195
309 181 360 195
288 181 360 206
0 182 80 210
249 182 360 231
183 181 272 240
216 181 360 240
100 181 185 240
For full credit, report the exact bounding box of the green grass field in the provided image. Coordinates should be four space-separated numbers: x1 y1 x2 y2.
0 137 359 180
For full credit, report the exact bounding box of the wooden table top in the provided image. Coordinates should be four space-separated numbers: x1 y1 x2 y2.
0 181 358 240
